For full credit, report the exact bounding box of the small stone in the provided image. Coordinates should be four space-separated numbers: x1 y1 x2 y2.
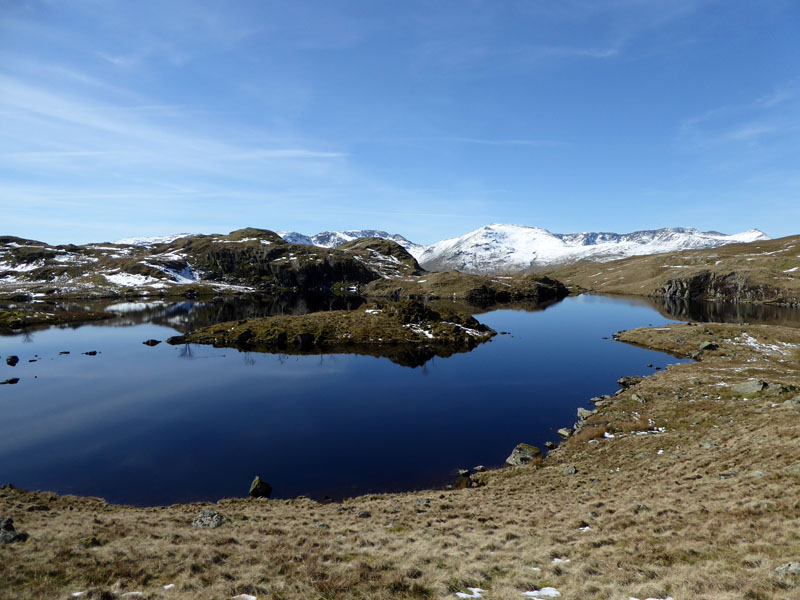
83 351 97 356
577 407 596 420
505 443 541 466
315 522 330 529
557 428 573 439
775 562 800 579
191 509 229 529
563 465 578 476
782 396 800 407
699 341 719 351
631 393 647 403
357 511 371 518
5 356 19 367
544 441 556 449
472 465 487 472
732 380 766 395
416 498 431 506
700 441 715 450
248 476 272 499
142 339 161 346
457 468 471 477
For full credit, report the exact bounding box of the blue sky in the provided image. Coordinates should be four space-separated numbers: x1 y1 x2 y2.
1 0 799 245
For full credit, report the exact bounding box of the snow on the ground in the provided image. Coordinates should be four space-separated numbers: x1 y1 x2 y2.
523 588 561 598
729 333 797 355
103 273 165 287
784 267 799 273
0 260 43 272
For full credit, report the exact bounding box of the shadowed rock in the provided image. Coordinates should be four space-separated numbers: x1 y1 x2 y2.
249 476 272 499
191 510 229 529
506 443 541 466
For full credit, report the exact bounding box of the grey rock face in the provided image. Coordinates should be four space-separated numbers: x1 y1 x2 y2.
617 376 644 389
733 380 766 395
191 510 229 529
505 443 542 466
563 465 578 476
577 407 596 421
557 428 573 439
249 476 272 498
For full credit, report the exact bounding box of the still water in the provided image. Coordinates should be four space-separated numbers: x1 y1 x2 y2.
0 294 725 505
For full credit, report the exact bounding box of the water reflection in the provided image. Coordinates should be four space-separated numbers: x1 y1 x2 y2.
650 296 800 328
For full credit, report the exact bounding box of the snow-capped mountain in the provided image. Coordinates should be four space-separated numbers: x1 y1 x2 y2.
278 229 425 257
114 233 192 246
416 224 768 274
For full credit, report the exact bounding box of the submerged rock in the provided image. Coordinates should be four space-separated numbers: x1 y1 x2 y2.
248 476 272 499
191 509 229 529
505 443 541 466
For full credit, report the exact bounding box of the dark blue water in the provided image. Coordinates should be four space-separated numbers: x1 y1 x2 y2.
0 294 690 506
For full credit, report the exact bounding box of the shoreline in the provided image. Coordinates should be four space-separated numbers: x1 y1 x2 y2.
3 307 800 598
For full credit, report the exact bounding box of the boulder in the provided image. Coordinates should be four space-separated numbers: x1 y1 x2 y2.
577 407 596 421
5 356 19 367
557 428 573 439
248 476 272 498
563 465 578 476
545 441 556 449
191 510 229 529
505 443 542 466
165 335 187 345
0 517 28 543
699 341 719 351
733 380 766 395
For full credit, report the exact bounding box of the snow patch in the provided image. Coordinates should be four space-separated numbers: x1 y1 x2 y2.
455 588 485 599
523 588 561 598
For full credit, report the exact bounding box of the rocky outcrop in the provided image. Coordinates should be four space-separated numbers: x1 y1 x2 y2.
505 443 541 466
654 271 786 304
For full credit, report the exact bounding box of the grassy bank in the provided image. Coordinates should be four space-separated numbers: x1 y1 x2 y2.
3 320 800 599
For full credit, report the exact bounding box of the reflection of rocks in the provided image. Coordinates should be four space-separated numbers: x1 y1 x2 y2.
142 339 161 346
1 378 19 385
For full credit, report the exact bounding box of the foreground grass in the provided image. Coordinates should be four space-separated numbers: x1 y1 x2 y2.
3 322 800 599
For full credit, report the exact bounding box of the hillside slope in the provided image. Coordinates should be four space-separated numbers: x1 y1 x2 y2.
548 234 800 306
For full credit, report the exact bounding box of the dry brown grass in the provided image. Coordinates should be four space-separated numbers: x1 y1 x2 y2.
3 322 800 599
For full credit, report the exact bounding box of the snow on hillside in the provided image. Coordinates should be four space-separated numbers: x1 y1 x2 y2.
278 230 425 257
114 234 192 246
416 224 769 274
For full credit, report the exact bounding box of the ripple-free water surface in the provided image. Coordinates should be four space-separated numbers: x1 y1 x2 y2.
0 294 695 505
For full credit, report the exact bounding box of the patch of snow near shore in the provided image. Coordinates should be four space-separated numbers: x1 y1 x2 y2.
629 597 674 600
730 333 796 355
103 273 165 287
405 324 435 339
231 595 257 600
523 588 561 598
784 267 799 273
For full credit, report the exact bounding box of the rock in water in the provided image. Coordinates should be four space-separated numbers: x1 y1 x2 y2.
142 339 161 346
577 407 596 420
191 510 229 529
249 476 272 498
505 443 541 466
0 517 28 543
5 356 19 367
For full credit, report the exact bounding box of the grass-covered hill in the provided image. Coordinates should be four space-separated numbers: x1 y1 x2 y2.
548 234 800 306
